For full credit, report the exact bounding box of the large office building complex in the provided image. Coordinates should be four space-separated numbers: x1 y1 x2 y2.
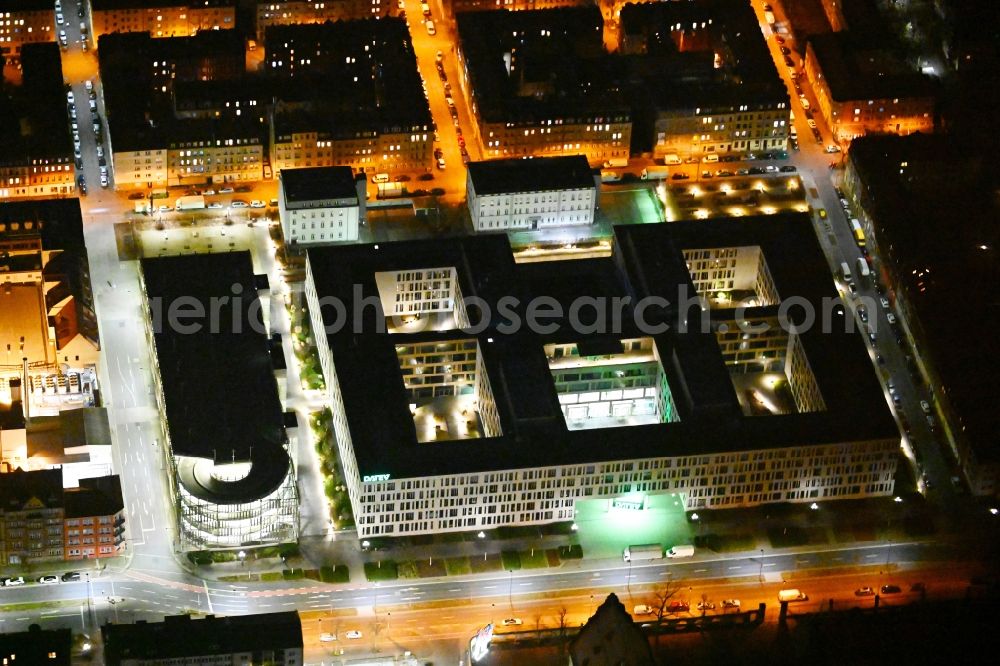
140 252 297 550
278 166 366 245
305 216 899 539
466 156 598 232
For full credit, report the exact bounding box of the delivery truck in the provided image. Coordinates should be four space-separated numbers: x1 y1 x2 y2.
666 544 695 558
623 544 663 562
778 589 808 602
641 167 670 180
603 157 628 168
175 195 206 211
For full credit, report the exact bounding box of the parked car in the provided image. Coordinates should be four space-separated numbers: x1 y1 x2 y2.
207 202 224 209
779 165 797 172
502 618 523 626
61 571 81 582
920 400 931 414
2 576 25 587
320 632 337 642
880 584 902 595
855 587 874 596
696 601 716 611
219 187 235 194
886 312 897 325
633 605 654 616
721 599 741 609
345 630 363 639
203 189 216 196
667 601 690 613
230 200 248 208
38 575 60 584
249 200 266 208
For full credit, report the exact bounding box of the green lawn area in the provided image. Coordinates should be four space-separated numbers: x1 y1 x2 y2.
364 560 399 582
260 572 283 582
501 550 522 571
416 559 447 578
445 557 471 576
767 526 827 549
697 533 758 553
520 549 549 569
320 565 350 583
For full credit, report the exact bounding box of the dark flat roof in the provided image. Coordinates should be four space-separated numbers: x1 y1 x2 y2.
102 612 302 663
141 252 289 503
93 0 233 9
64 475 124 519
280 166 358 203
5 0 54 11
1 625 72 666
307 216 897 480
468 156 596 196
0 43 72 165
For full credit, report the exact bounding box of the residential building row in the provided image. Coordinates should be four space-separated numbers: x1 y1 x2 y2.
0 43 75 200
0 467 125 565
90 0 236 38
304 216 900 539
842 133 998 497
0 0 55 58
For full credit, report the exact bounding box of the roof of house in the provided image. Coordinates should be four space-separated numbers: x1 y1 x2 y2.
102 612 302 663
468 156 596 196
0 468 64 512
280 166 359 204
807 32 937 102
64 475 124 519
569 593 655 666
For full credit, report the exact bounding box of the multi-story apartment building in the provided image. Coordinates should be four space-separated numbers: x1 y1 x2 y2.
843 134 998 497
0 0 55 59
266 20 433 175
90 0 236 38
457 7 632 165
1 625 72 666
448 0 590 12
103 612 304 666
304 215 900 539
140 252 297 550
0 468 124 565
254 0 395 40
466 155 598 232
620 1 790 161
278 166 366 245
804 33 936 142
0 43 75 199
99 30 264 189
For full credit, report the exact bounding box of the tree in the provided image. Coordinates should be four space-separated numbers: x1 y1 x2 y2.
651 578 684 622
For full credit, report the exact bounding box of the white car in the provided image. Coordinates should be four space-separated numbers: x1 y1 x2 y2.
249 200 266 208
437 157 446 170
100 173 109 188
319 632 337 642
920 400 931 414
230 200 248 208
66 90 74 103
219 187 235 194
207 202 224 209
58 30 67 44
56 12 64 25
880 297 890 309
158 205 172 213
203 189 216 196
501 618 523 626
886 312 896 325
85 80 93 93
721 599 741 609
2 576 25 587
425 20 436 35
345 630 363 639
38 575 60 585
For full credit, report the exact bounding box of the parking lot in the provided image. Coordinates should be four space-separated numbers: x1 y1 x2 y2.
663 174 809 221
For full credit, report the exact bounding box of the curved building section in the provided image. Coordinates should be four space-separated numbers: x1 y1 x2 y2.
141 252 297 550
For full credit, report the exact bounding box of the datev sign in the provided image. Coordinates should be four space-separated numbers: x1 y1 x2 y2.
470 623 494 662
363 474 391 482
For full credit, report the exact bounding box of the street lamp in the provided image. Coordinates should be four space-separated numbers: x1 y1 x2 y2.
477 531 486 539
759 548 765 583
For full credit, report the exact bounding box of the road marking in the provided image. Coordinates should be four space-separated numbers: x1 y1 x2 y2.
727 566 742 570
694 569 708 573
482 585 496 590
764 563 777 567
448 588 461 592
203 581 214 614
518 582 532 587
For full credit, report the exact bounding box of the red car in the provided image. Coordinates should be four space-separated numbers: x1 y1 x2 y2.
667 601 690 613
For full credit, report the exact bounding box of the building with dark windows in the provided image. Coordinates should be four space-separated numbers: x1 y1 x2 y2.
455 7 632 165
843 133 999 497
90 0 236 38
102 612 303 665
570 593 655 666
0 624 72 666
304 216 899 539
0 0 55 58
140 252 296 550
0 43 75 199
466 155 598 232
278 166 366 245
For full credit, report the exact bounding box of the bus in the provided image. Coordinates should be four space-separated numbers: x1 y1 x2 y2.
850 218 865 247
